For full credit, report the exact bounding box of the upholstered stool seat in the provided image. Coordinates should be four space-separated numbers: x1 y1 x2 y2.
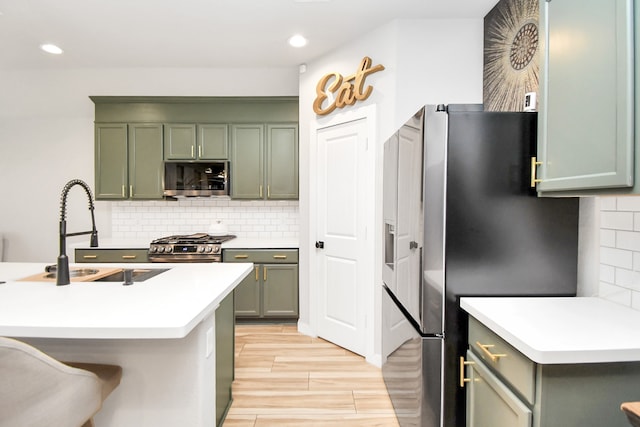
622 402 640 427
0 337 122 427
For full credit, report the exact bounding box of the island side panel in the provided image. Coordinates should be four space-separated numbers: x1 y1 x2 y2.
22 311 217 427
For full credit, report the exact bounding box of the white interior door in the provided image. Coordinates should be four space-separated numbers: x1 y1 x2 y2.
315 118 369 356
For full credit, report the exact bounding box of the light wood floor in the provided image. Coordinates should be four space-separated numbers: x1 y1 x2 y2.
223 324 400 427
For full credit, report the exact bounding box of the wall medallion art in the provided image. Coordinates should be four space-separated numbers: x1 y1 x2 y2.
483 0 539 112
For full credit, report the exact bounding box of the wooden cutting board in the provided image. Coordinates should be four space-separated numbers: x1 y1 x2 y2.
18 267 123 283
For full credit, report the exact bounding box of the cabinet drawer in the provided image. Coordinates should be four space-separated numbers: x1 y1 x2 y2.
468 316 535 405
223 249 298 264
75 249 149 263
466 350 532 427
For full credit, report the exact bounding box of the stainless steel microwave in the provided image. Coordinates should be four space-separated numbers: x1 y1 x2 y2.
164 162 229 197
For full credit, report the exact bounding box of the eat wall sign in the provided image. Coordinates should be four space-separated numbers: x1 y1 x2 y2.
313 56 385 116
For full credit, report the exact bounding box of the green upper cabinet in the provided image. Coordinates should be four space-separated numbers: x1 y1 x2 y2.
128 124 164 199
266 124 299 199
95 123 164 200
164 123 229 161
230 123 298 200
231 124 265 199
95 123 128 200
164 123 197 160
199 124 229 160
536 0 634 194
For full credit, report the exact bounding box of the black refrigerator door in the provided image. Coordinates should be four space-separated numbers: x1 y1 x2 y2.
382 287 443 427
444 110 578 298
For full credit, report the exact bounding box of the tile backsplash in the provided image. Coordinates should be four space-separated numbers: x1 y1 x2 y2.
599 196 640 310
110 198 299 240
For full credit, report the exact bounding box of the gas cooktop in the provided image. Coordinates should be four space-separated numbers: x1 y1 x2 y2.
148 233 236 262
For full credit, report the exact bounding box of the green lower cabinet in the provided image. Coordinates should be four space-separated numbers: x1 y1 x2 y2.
466 317 640 427
215 291 235 426
223 249 299 320
75 248 149 263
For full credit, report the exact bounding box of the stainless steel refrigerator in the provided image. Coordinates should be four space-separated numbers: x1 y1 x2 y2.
381 104 579 427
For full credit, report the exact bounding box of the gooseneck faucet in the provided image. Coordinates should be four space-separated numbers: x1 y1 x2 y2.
56 179 99 286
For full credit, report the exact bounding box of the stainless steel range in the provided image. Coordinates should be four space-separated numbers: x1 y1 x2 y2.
148 233 236 263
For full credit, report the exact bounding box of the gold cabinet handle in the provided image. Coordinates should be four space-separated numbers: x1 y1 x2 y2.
263 266 267 281
459 356 475 388
234 254 249 259
273 255 287 260
121 255 137 259
259 185 263 198
475 341 507 362
267 185 271 198
530 156 543 188
130 185 133 196
82 255 98 259
191 146 195 158
122 185 126 198
255 266 259 281
198 145 202 158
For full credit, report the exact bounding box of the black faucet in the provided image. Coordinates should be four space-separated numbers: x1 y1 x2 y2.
56 179 99 286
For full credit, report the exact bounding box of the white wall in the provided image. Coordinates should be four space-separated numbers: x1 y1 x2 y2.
298 19 485 361
0 67 298 262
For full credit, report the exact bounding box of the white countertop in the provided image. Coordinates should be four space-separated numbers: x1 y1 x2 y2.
460 296 640 364
0 262 252 340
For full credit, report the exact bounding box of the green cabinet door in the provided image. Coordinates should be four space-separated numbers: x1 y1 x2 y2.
128 123 164 199
234 266 261 317
199 124 229 160
263 264 299 317
537 0 634 193
215 291 235 426
266 124 298 199
95 123 128 200
164 123 197 160
231 124 264 199
466 351 532 427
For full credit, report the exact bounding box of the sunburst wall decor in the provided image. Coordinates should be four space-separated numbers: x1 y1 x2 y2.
483 0 539 111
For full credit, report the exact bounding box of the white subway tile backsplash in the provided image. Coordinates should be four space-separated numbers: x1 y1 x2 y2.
616 230 640 252
111 199 299 240
599 196 640 311
600 229 616 247
600 246 633 269
616 197 640 212
598 281 632 306
600 211 633 230
599 196 617 211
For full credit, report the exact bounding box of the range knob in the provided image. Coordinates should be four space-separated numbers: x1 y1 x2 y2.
198 246 205 253
158 247 165 253
165 246 173 253
205 246 213 253
213 246 220 254
150 246 157 253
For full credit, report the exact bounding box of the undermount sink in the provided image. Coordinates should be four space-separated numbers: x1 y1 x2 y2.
44 268 99 279
95 268 170 283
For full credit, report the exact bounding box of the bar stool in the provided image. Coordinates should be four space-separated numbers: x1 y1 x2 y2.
0 336 122 427
622 402 640 427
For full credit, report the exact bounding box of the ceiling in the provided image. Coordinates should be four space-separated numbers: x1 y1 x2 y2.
0 0 499 70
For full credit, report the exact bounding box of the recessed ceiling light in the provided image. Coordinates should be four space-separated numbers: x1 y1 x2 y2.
288 35 308 48
40 44 64 55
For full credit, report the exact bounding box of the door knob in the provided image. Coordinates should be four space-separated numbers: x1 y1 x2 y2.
315 241 325 249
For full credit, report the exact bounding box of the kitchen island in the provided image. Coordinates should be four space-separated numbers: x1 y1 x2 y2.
0 262 252 427
460 297 640 427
